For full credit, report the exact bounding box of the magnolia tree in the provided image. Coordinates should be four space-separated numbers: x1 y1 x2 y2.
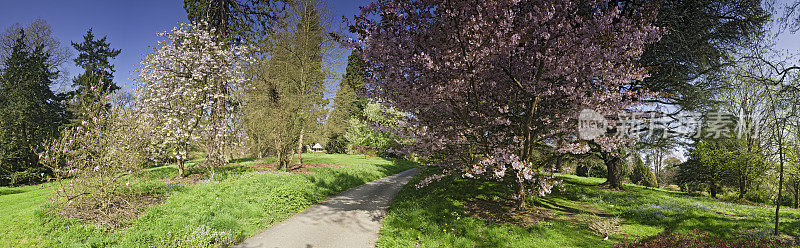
136 22 251 177
356 0 661 206
40 82 149 214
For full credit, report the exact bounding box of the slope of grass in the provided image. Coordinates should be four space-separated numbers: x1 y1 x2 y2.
0 153 416 247
377 170 800 248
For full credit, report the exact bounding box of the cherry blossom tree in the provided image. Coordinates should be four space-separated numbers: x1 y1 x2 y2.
135 22 251 177
355 0 661 206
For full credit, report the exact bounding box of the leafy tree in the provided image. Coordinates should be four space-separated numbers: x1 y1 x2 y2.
344 101 405 155
630 153 647 185
0 31 65 185
677 138 763 198
288 2 328 164
0 19 71 74
324 132 347 154
356 0 661 205
183 0 282 47
243 0 331 168
244 29 298 170
621 0 768 112
324 51 367 141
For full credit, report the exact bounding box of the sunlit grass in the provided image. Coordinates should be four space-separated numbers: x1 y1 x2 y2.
0 153 416 247
377 170 800 248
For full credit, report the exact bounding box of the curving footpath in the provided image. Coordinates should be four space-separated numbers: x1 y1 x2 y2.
234 168 419 248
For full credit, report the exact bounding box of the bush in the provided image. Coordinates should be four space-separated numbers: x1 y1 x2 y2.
615 230 796 248
576 162 607 178
325 133 348 154
643 169 658 187
576 164 590 177
9 168 46 186
664 184 681 191
744 188 771 204
631 161 657 187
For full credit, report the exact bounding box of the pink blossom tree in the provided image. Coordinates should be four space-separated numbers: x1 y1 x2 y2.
135 22 251 177
355 0 661 206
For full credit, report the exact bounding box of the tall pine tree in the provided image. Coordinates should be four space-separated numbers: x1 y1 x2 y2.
324 51 368 152
0 30 65 185
70 28 121 120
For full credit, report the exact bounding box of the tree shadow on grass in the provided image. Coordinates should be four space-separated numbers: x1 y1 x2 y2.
0 187 29 196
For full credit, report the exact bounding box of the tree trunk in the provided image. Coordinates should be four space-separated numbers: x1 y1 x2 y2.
296 128 304 165
794 184 799 209
515 179 527 209
709 183 717 198
177 160 185 178
277 139 286 171
776 129 785 236
603 155 623 190
739 179 746 200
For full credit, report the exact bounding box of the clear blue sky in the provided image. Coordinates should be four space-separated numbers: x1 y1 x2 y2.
0 0 368 95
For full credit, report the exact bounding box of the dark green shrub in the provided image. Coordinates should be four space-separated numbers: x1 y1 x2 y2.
589 164 607 178
642 169 658 187
325 133 348 154
576 164 590 177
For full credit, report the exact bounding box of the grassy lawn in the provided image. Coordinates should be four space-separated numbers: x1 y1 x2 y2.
0 153 416 247
377 169 800 248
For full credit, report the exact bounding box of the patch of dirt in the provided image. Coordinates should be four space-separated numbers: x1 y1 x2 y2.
56 193 165 229
462 197 614 227
246 163 344 174
462 198 554 227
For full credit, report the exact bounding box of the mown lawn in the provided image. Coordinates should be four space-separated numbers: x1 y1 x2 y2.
376 169 800 248
0 153 416 247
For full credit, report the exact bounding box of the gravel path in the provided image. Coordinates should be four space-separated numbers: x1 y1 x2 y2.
234 168 419 248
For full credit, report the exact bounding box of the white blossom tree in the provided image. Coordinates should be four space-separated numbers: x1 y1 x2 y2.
136 22 251 177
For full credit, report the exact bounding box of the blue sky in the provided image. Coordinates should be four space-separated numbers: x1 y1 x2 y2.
0 0 368 95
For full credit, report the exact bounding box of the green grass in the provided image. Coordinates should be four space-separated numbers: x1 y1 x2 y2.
376 170 800 248
0 153 416 247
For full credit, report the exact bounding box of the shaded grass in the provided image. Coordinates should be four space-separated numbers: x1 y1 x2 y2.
377 170 800 248
0 153 416 247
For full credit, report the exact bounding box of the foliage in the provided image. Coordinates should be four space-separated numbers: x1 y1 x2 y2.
70 29 121 98
243 1 331 167
679 138 766 198
325 132 347 154
0 31 66 186
183 0 280 46
324 51 368 141
343 101 406 156
356 0 661 202
631 155 657 187
136 22 252 176
615 230 796 248
629 0 768 111
39 83 150 215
